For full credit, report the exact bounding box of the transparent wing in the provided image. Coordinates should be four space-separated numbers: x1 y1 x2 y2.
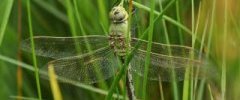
130 38 216 81
21 35 109 59
44 47 120 84
131 38 199 58
130 50 214 81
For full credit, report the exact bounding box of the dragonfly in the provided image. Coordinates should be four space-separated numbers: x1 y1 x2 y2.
21 3 212 85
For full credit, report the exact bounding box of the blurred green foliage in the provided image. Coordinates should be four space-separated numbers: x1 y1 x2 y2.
0 0 240 100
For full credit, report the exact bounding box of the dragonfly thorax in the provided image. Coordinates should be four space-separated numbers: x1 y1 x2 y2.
109 5 130 57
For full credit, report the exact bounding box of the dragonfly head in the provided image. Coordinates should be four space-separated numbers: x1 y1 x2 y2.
109 5 128 23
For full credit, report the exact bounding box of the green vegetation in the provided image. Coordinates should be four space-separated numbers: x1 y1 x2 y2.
1 0 240 100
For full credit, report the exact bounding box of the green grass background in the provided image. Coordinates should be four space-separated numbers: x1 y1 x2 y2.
0 0 240 100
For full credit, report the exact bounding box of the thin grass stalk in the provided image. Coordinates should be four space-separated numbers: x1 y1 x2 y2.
160 2 180 99
142 0 155 99
17 0 23 99
159 1 179 100
191 2 203 100
162 18 179 100
157 3 166 100
196 79 206 100
190 1 196 100
26 0 42 99
190 0 198 99
182 0 195 99
48 64 63 100
175 0 184 45
115 87 121 100
65 0 82 52
116 72 127 100
121 69 128 100
208 84 214 100
97 0 108 30
194 13 210 100
133 1 193 37
0 0 13 46
205 0 216 98
206 0 216 58
158 76 165 100
134 15 143 99
221 0 228 99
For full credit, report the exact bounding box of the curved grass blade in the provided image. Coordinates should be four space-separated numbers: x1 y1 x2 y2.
48 64 63 100
0 0 13 46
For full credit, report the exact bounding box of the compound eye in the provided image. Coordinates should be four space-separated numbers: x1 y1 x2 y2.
114 10 126 21
114 11 119 15
116 13 125 21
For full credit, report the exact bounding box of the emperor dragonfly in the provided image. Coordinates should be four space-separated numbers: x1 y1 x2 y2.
21 4 214 85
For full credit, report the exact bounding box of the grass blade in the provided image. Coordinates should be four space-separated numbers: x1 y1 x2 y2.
142 0 155 99
0 0 13 46
48 64 63 100
221 0 228 99
159 1 179 100
26 0 42 99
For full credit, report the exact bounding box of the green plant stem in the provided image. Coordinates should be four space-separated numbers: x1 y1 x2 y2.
133 1 193 36
26 0 42 99
205 0 216 99
0 0 13 46
182 0 195 99
206 0 216 57
159 1 179 100
142 0 155 99
97 0 108 30
221 0 227 99
175 0 183 45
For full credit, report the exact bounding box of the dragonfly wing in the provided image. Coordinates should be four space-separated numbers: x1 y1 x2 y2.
130 38 214 81
131 38 201 58
43 47 119 84
21 35 109 59
130 49 211 81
